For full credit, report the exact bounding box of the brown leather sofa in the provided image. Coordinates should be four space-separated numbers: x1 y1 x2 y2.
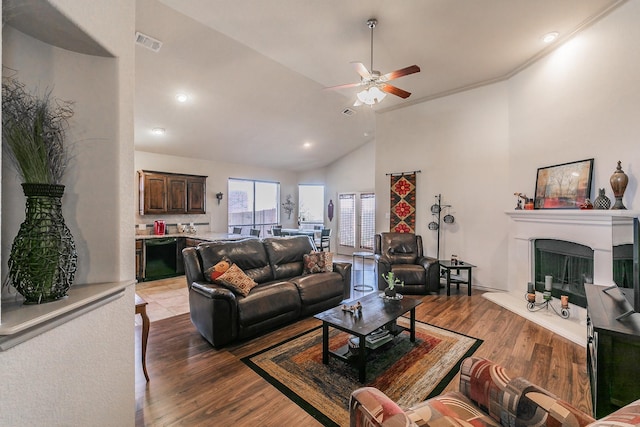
374 232 441 294
182 236 351 348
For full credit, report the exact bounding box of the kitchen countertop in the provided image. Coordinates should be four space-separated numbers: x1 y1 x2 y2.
135 232 248 241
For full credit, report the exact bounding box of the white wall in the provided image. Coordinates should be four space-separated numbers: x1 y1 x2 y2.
376 83 510 290
135 151 300 231
508 1 640 202
325 140 376 254
0 1 135 425
372 0 640 292
1 27 119 285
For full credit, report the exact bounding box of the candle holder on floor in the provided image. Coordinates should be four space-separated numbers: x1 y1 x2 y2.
525 291 570 319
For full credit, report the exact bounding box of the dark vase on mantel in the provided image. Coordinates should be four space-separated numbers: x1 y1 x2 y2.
594 188 611 210
610 161 629 210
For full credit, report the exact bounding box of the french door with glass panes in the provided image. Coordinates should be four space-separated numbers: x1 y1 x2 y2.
337 192 375 255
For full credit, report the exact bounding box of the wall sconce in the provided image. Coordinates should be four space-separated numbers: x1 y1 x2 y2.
215 192 224 205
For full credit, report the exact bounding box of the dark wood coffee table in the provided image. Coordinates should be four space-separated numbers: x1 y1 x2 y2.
314 292 422 383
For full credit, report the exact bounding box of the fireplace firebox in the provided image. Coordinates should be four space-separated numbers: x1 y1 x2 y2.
534 239 593 308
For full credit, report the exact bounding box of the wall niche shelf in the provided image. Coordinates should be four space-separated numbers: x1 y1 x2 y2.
0 280 134 351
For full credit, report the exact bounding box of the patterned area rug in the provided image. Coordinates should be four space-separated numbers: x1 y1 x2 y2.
243 318 482 426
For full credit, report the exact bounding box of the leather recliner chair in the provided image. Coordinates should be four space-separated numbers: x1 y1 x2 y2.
374 232 441 294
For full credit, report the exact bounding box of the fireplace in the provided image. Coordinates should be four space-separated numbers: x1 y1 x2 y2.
485 210 640 345
534 239 593 308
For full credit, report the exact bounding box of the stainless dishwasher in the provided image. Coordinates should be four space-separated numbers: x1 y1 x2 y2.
144 237 178 281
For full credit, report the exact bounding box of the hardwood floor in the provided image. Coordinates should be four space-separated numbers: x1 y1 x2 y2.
135 283 592 426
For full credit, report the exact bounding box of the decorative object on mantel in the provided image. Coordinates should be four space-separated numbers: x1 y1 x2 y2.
525 290 570 319
579 198 594 210
429 194 455 259
2 77 77 304
534 158 594 209
327 199 334 222
610 160 629 210
593 188 611 210
387 170 420 233
513 193 533 210
282 194 295 219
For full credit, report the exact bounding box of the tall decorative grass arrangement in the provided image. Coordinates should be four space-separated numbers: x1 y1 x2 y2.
2 78 72 184
2 77 77 304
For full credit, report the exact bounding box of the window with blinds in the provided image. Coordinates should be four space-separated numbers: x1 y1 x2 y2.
338 194 355 248
360 193 375 250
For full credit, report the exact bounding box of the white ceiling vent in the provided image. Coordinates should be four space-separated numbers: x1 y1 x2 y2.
341 108 356 116
135 31 162 52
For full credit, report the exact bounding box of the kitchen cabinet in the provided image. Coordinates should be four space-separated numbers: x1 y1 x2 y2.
187 176 206 214
136 240 144 281
167 176 187 214
176 238 186 274
139 170 207 215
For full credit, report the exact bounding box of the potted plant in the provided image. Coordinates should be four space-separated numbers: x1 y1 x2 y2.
2 78 78 304
382 272 403 298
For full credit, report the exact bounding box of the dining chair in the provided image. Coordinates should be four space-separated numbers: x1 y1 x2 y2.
232 227 242 234
250 228 261 237
315 228 331 251
272 227 282 236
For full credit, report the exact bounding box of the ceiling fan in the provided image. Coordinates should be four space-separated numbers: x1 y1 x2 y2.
326 18 420 106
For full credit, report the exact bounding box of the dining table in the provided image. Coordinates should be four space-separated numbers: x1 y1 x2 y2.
280 228 318 237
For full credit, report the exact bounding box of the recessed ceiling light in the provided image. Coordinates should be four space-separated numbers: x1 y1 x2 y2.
303 142 312 148
151 127 166 135
543 32 559 43
175 93 188 103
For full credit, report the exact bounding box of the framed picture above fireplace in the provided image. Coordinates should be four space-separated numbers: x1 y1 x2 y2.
534 158 594 209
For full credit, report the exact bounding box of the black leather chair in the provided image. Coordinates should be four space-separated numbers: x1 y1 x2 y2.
250 228 261 237
374 232 440 294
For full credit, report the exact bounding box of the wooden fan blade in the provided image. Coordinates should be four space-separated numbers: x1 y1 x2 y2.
350 62 372 79
381 65 420 81
380 83 411 99
324 82 362 91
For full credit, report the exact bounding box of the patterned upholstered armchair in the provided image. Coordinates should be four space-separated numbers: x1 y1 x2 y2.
350 356 640 427
374 232 440 294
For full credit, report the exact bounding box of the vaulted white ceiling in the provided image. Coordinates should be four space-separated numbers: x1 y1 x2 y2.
132 0 622 171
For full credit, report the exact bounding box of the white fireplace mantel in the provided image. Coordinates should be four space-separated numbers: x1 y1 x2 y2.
487 209 640 345
506 209 640 291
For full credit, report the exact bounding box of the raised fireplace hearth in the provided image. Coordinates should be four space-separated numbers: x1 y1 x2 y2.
492 210 640 345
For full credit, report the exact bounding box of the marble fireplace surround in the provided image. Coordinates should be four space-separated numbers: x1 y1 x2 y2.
484 210 639 346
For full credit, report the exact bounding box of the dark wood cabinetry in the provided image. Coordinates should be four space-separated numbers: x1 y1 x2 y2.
142 173 168 214
167 176 188 213
135 240 144 282
139 170 207 215
186 177 206 214
585 284 640 418
176 238 186 275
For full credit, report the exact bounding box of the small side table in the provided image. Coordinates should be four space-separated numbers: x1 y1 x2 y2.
352 251 374 293
439 260 476 296
135 293 150 382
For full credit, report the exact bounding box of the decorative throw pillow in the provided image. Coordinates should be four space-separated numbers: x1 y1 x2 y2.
204 257 232 283
303 251 334 274
215 263 257 296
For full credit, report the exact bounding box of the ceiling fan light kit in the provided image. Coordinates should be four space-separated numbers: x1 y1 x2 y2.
325 18 420 107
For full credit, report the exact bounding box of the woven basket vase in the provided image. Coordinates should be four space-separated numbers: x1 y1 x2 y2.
8 183 78 304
